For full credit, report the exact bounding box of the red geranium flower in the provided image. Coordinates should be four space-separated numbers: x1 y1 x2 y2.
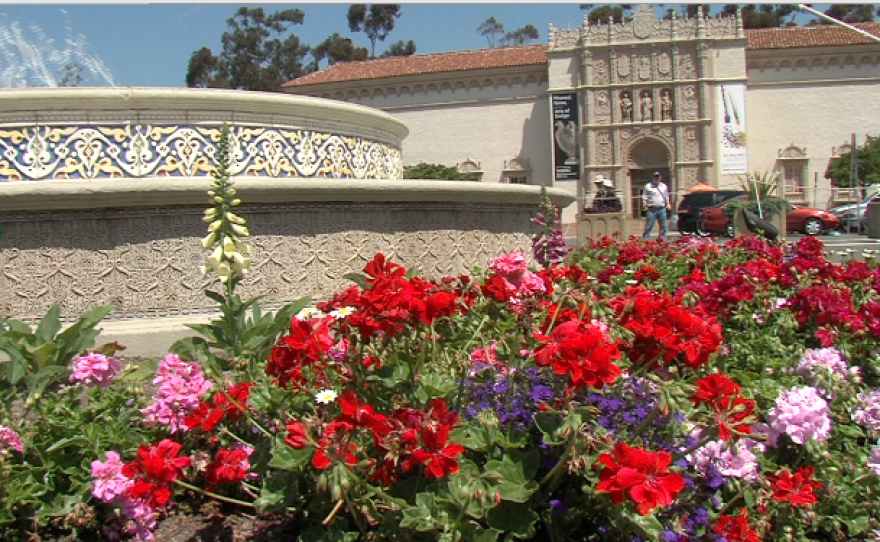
595 442 685 516
714 508 759 542
205 447 252 491
769 466 822 507
406 422 465 478
692 374 742 409
122 439 191 508
186 382 253 432
284 421 311 449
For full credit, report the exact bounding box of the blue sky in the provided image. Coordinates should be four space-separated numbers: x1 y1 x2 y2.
0 3 828 88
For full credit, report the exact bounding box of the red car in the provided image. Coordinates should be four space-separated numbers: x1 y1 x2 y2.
699 198 841 237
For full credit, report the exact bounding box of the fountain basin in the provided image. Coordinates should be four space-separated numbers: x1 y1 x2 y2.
0 88 574 356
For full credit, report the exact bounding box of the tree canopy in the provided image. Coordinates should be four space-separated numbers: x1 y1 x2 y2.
310 33 369 71
185 7 310 91
580 4 634 25
477 17 505 48
347 4 402 57
720 5 799 28
812 4 878 24
827 136 880 188
380 39 417 58
403 163 480 181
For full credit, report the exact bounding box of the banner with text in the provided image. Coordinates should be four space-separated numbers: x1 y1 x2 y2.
717 83 748 175
552 93 580 181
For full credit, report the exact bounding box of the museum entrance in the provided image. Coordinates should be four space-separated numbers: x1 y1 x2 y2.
627 138 672 219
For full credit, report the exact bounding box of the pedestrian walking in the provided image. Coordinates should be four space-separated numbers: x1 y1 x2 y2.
642 171 671 241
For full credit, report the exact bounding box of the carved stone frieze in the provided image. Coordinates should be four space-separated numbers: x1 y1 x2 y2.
595 131 614 164
657 51 673 80
680 85 699 120
549 25 582 50
616 55 632 83
594 91 612 124
591 59 610 85
679 53 698 80
1 203 535 323
683 126 701 161
637 55 653 81
680 167 700 187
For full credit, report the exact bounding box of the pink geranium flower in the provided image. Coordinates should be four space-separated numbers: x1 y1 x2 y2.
0 425 24 455
71 352 122 387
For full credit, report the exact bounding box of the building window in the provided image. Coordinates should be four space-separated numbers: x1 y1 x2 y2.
776 144 809 202
502 157 531 185
457 158 484 181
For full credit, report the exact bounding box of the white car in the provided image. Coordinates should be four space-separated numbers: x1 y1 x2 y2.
830 192 880 232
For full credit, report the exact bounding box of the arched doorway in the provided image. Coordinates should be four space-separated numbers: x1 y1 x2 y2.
627 138 671 219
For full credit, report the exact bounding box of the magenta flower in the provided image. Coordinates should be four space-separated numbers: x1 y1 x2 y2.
140 353 213 434
853 390 880 431
796 348 850 381
690 439 763 482
91 451 132 503
869 445 880 476
0 425 23 456
71 352 122 388
766 386 832 445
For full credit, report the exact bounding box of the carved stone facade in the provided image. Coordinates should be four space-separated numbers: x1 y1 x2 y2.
550 4 747 214
0 201 537 323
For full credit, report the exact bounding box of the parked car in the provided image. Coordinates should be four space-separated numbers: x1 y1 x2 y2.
829 192 880 232
699 199 841 237
676 190 749 236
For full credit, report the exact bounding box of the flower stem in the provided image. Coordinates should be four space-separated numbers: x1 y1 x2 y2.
174 479 255 508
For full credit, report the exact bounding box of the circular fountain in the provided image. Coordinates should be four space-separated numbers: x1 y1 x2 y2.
0 87 574 354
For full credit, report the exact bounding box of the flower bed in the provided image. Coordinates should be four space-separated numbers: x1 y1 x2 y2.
2 129 880 542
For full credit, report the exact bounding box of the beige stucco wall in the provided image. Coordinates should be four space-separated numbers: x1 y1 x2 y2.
285 68 555 202
746 47 880 207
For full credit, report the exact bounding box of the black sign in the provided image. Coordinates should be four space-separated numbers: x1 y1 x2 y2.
552 93 580 181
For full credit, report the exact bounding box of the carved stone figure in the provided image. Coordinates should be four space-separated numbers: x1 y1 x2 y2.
640 91 654 122
660 90 673 121
638 56 652 80
620 92 634 122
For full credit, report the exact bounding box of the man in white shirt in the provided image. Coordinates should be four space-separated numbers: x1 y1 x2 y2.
642 171 671 240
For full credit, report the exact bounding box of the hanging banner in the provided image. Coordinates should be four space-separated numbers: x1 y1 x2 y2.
717 83 748 175
552 93 580 181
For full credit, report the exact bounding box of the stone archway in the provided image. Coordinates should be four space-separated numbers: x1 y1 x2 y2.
626 137 672 218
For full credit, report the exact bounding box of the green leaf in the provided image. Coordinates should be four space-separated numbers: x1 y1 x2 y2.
487 501 537 539
253 486 284 512
848 515 871 535
419 372 457 400
45 435 90 453
534 412 565 445
183 324 220 343
0 344 29 385
25 341 59 370
203 290 227 305
268 438 312 471
609 506 663 540
34 304 61 343
343 273 369 290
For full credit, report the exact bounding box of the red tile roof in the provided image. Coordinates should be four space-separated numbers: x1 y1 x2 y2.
283 44 548 88
746 21 880 50
285 23 880 88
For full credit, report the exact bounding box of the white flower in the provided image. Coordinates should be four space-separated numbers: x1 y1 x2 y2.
315 389 338 404
625 279 638 285
231 224 250 237
202 232 218 250
207 245 223 269
330 306 356 319
296 307 324 320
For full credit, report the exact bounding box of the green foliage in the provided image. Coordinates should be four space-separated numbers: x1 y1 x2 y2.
580 4 634 25
477 16 505 48
826 135 880 188
500 25 540 47
814 4 877 24
725 170 790 220
185 7 310 91
347 4 402 58
0 304 115 388
380 39 417 58
403 162 480 181
720 4 800 28
310 33 369 71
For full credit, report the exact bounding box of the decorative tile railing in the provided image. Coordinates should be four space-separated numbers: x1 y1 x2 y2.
0 123 403 181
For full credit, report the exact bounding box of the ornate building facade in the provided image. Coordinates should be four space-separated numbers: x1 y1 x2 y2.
284 5 880 226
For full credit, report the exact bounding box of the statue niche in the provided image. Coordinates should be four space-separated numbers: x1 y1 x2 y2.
660 89 673 121
640 90 654 122
620 91 634 123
